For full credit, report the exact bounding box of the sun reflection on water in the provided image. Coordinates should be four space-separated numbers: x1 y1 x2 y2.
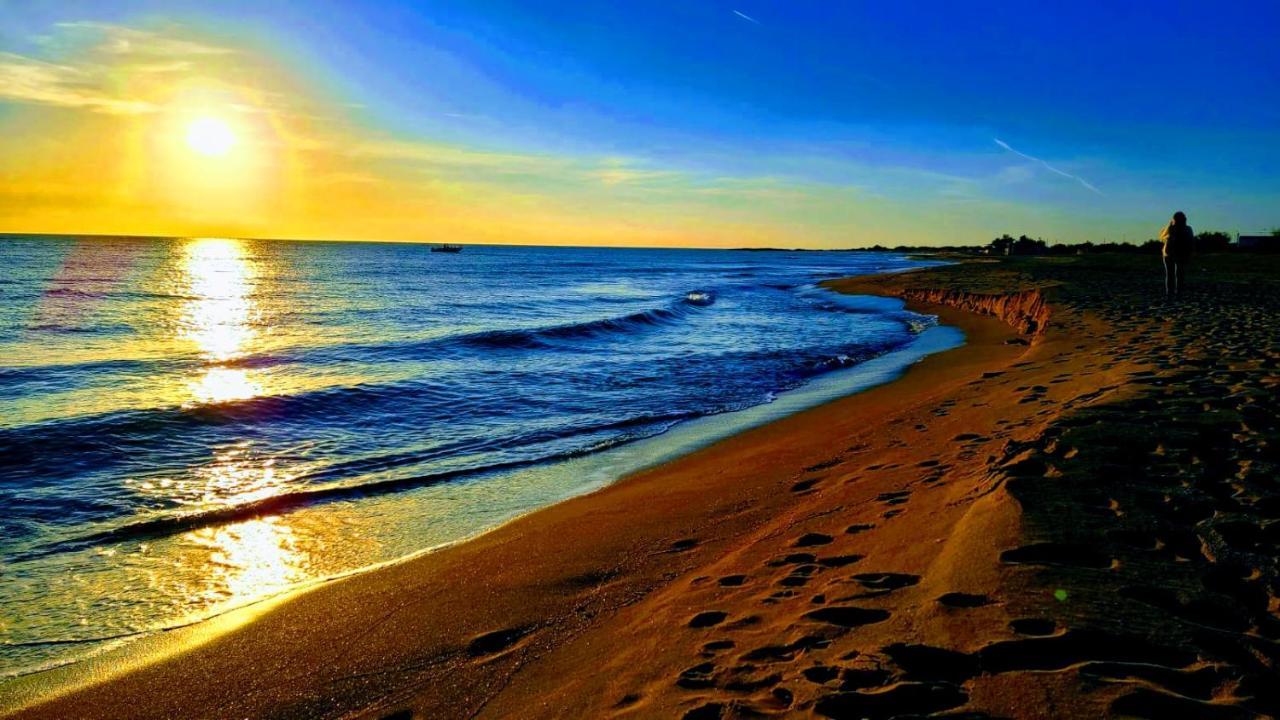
177 389 311 606
180 238 261 404
190 366 260 404
187 516 307 603
174 239 309 606
192 443 285 506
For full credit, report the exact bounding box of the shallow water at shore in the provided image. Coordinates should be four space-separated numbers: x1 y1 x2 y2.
0 237 941 675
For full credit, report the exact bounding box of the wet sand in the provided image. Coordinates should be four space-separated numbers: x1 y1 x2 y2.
6 253 1279 719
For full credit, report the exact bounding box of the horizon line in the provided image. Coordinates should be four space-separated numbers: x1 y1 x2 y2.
0 230 1187 250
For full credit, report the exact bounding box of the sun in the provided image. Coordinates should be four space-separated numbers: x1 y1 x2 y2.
185 116 237 157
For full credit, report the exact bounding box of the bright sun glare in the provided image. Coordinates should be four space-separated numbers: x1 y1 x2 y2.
186 116 237 157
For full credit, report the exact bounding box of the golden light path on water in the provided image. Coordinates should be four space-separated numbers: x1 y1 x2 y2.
172 238 308 609
187 517 304 604
181 238 260 403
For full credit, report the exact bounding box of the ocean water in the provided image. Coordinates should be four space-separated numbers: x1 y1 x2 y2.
0 236 945 676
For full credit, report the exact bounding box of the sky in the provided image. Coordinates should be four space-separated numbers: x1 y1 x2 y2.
1 0 1277 247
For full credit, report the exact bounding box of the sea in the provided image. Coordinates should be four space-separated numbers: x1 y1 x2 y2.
0 236 958 677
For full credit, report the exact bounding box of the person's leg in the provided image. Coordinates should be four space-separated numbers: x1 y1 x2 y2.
1176 257 1187 296
1164 256 1175 297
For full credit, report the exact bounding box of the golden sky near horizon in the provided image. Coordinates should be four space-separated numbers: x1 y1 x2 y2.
0 20 1178 247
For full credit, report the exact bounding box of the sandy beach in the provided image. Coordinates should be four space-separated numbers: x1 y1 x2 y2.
6 253 1279 719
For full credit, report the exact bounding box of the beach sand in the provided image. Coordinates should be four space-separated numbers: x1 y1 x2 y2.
6 253 1279 719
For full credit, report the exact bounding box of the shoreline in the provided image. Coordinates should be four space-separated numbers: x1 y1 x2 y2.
0 285 952 689
0 269 983 713
1 267 1019 718
11 254 1276 719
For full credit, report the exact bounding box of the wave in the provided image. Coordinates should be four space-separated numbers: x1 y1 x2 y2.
9 336 911 556
267 292 711 359
16 410 701 559
0 365 702 477
2 284 924 560
24 323 125 334
208 353 292 370
39 288 203 302
459 292 712 350
41 288 108 299
685 290 714 306
0 359 156 387
795 341 910 379
0 309 903 492
312 291 715 355
3 292 717 392
792 284 938 334
0 381 464 475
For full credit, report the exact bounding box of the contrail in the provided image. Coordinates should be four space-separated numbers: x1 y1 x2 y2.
733 10 760 25
994 138 1101 194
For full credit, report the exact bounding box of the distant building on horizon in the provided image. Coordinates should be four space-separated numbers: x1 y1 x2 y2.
1238 234 1280 252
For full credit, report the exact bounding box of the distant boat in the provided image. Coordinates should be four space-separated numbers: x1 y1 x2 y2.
430 244 463 253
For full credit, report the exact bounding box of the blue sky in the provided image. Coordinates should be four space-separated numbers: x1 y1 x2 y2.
2 0 1277 244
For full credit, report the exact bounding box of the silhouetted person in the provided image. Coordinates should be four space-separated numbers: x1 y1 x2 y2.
1159 211 1193 298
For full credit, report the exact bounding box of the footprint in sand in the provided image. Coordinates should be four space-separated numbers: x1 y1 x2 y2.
467 625 534 657
813 680 967 719
936 592 994 608
681 702 725 720
675 662 717 689
688 611 728 628
803 605 891 628
847 572 920 592
791 477 821 492
766 552 816 567
779 565 816 587
805 457 843 472
802 665 840 684
876 490 910 506
1109 688 1248 720
794 532 834 547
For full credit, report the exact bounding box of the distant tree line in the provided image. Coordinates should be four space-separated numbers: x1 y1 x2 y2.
1193 231 1233 252
983 230 1237 255
855 227 1273 255
979 233 1158 255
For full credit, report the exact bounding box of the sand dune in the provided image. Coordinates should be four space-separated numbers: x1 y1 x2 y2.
6 253 1278 719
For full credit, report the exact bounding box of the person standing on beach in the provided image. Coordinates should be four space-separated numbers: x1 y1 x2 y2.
1160 211 1194 298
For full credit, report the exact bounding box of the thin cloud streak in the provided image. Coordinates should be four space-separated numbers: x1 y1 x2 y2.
994 138 1101 194
0 51 158 113
51 22 235 57
0 23 238 115
732 10 761 25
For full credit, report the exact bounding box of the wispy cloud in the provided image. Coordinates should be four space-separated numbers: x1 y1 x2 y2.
994 138 1101 194
341 138 688 190
0 51 157 113
732 10 761 25
51 22 234 58
340 138 575 175
591 164 680 186
0 23 236 115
